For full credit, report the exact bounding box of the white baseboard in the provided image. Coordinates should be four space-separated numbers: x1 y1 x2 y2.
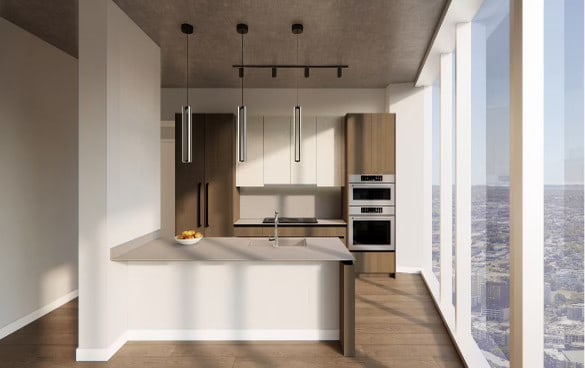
127 329 340 341
397 266 423 274
76 332 128 362
0 289 78 340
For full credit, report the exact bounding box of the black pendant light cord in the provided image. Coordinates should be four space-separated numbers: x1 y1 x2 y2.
186 31 189 106
296 33 299 106
241 32 244 106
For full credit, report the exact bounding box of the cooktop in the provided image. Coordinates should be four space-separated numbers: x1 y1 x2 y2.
262 217 318 224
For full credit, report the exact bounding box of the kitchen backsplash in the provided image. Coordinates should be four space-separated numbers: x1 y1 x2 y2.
239 186 342 219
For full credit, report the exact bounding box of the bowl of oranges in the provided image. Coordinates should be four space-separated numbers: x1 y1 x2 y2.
175 230 203 245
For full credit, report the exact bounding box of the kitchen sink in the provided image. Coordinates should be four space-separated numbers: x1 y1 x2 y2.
248 238 307 247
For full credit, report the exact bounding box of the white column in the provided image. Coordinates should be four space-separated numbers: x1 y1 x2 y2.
423 85 434 281
440 52 454 322
455 22 475 338
78 0 129 361
510 0 545 367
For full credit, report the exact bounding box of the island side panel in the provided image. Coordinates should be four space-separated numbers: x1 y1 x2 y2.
126 261 340 339
340 261 356 357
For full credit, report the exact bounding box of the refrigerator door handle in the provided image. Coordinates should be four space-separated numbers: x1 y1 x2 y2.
197 182 202 228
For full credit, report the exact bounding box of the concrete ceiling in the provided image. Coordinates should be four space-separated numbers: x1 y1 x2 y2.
0 0 447 88
0 0 78 57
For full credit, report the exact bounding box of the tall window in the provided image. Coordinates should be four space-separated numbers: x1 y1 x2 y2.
543 1 584 367
471 0 511 366
433 78 441 281
452 55 457 307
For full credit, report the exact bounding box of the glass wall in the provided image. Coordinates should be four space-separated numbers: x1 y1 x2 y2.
543 1 584 367
432 78 441 281
471 0 511 366
453 55 457 307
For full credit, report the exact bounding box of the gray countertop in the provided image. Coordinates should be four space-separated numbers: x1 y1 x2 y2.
234 218 347 226
111 237 354 262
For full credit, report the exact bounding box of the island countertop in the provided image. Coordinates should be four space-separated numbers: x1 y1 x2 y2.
111 236 354 262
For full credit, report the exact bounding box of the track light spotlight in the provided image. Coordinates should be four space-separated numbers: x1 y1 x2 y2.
272 67 277 78
337 67 342 78
304 67 309 78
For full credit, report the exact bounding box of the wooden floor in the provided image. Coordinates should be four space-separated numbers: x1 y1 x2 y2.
0 274 464 368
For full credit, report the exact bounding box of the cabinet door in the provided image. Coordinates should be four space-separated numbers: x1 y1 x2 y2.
291 116 317 184
175 113 205 234
236 116 264 187
346 114 372 175
316 116 345 186
263 116 291 184
353 252 395 274
371 113 396 174
204 114 235 237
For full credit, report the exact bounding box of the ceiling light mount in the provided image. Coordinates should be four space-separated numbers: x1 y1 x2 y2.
236 23 248 35
181 23 194 35
292 23 304 35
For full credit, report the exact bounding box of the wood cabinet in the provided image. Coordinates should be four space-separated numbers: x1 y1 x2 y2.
236 116 264 187
263 116 291 184
291 116 317 185
234 226 346 243
353 252 395 274
345 113 395 175
175 113 235 237
316 116 345 186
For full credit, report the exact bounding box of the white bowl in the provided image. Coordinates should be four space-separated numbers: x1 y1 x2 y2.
174 236 203 245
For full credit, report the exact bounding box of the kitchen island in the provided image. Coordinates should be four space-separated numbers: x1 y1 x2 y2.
111 236 355 356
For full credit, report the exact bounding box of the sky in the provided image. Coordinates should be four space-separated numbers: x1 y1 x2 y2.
432 0 584 186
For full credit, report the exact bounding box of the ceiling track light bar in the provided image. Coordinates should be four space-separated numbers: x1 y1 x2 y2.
233 64 348 78
232 64 348 69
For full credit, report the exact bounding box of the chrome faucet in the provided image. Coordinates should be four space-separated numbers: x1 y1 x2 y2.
269 210 279 247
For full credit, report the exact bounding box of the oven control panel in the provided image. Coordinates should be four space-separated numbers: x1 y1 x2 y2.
349 206 395 216
348 174 395 184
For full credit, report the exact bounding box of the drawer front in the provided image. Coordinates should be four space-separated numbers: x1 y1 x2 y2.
233 227 264 237
235 226 346 241
353 252 395 274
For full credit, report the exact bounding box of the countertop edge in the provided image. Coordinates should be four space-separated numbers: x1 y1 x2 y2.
111 236 355 263
110 230 160 260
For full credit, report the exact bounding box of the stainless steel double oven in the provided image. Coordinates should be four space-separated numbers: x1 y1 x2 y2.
348 175 395 251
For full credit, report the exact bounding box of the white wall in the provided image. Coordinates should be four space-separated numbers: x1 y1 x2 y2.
161 88 386 120
106 2 161 247
386 83 432 272
0 18 78 336
78 0 160 360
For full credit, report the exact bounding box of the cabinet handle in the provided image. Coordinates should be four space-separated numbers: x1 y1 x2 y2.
205 182 209 227
293 105 301 162
181 106 192 163
197 182 202 228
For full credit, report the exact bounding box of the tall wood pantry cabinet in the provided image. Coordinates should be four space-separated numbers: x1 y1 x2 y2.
346 113 396 175
345 113 396 276
175 113 236 237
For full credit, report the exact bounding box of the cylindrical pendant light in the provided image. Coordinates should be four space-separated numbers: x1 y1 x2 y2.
180 23 194 164
237 23 248 163
292 23 303 163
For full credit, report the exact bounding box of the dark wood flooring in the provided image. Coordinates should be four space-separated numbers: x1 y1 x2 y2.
0 274 464 368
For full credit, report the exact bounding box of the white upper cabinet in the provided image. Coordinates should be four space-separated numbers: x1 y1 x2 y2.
290 116 317 184
236 116 264 187
316 116 345 187
235 115 345 187
263 116 291 184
